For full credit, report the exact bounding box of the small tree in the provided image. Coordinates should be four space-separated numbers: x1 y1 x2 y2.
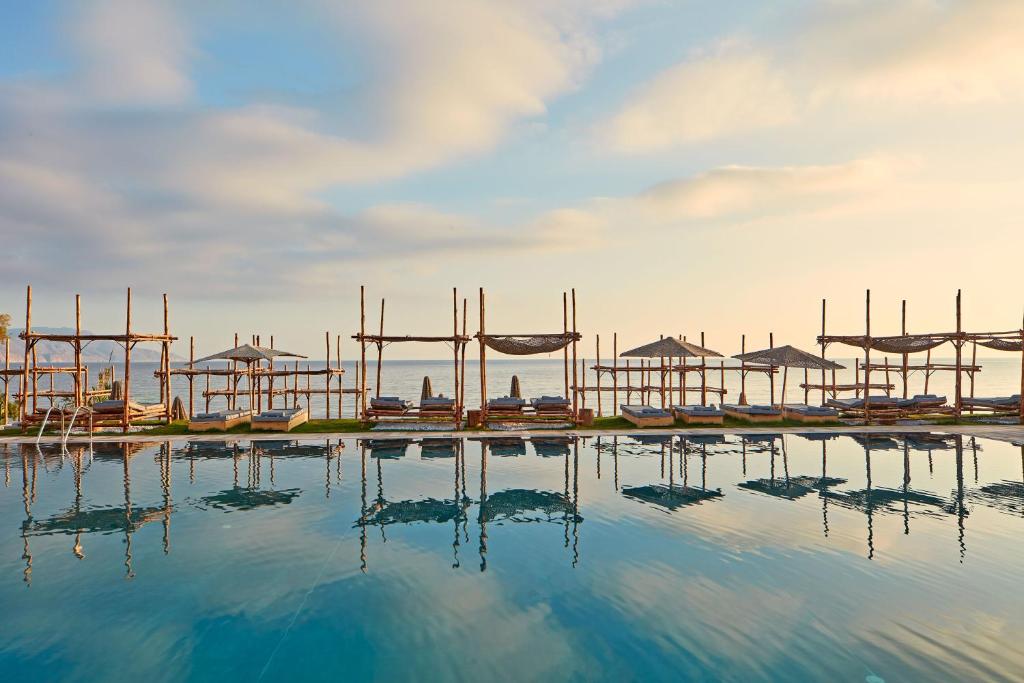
0 312 10 341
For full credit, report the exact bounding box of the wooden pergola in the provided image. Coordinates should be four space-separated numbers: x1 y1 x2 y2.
17 286 176 433
476 288 581 422
353 286 470 424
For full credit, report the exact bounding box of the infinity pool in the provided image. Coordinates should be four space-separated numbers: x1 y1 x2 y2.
1 434 1022 681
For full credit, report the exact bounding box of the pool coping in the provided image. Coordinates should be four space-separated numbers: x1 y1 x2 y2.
5 424 1024 446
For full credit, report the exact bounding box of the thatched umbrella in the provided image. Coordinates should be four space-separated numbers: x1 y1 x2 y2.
420 376 434 401
733 345 844 406
620 337 722 407
510 375 522 399
194 344 307 412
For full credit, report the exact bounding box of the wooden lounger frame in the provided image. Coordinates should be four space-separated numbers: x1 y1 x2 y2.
673 408 724 425
189 411 251 432
722 406 782 423
622 409 674 428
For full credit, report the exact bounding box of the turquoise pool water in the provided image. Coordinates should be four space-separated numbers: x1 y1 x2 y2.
1 434 1022 681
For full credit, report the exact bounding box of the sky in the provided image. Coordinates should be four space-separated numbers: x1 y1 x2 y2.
1 0 1022 358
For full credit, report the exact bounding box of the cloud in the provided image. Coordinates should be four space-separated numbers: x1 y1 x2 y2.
0 1 633 295
70 0 192 105
603 0 1024 151
605 52 797 151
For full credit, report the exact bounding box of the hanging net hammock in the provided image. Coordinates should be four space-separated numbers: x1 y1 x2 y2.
822 335 949 353
480 334 579 355
976 338 1024 352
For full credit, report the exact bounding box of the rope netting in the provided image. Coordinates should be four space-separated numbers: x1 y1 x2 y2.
824 335 949 353
481 334 577 355
976 338 1024 352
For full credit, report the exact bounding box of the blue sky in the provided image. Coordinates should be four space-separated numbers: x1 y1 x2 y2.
2 1 1023 357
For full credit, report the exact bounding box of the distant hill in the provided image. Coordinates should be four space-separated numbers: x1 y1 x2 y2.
3 328 184 363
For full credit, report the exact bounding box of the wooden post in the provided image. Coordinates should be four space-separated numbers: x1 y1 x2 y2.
700 332 707 406
739 334 746 404
74 294 82 406
954 289 962 420
232 332 239 410
460 298 468 418
21 285 30 421
205 369 210 413
612 333 618 416
596 335 602 417
884 358 891 397
681 352 687 407
803 368 809 405
336 334 342 419
562 292 569 401
968 341 977 412
453 288 460 420
571 289 578 417
864 290 871 424
163 293 171 423
820 299 827 405
1019 313 1023 425
924 348 931 394
901 299 909 399
188 336 195 418
781 366 788 408
375 298 385 399
769 332 775 407
3 338 9 427
360 286 367 419
123 288 132 434
325 331 331 419
479 288 487 417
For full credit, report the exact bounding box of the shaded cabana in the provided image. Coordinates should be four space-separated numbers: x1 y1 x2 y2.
619 336 723 410
476 288 580 423
478 489 579 524
733 344 845 409
193 486 301 511
17 286 176 433
354 287 469 424
194 343 307 417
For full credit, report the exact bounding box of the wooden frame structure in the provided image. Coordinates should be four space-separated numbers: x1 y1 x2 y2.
818 290 1024 423
166 332 355 419
581 333 776 416
17 286 176 433
354 287 469 424
476 288 581 423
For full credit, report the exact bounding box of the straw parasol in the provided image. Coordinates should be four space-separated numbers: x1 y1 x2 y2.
732 345 844 406
619 337 721 358
194 344 307 412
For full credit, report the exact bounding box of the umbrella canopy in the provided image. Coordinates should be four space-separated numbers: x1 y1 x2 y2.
420 376 433 401
620 337 722 358
733 345 845 370
194 344 306 364
510 375 522 399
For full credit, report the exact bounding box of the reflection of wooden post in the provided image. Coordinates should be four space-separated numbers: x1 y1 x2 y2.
123 288 132 434
612 333 618 416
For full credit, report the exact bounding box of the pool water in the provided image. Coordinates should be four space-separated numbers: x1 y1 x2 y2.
1 434 1022 681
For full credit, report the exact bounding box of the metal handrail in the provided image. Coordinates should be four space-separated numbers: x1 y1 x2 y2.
36 405 55 443
63 406 84 445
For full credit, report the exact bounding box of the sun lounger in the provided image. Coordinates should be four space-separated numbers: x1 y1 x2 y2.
419 396 456 414
722 404 782 423
487 396 527 414
672 405 724 425
620 405 674 428
189 408 251 432
369 396 413 415
252 407 308 432
898 394 947 410
961 394 1021 412
531 396 572 414
781 404 839 423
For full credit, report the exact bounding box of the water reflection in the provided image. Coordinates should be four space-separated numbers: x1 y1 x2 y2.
5 432 1024 580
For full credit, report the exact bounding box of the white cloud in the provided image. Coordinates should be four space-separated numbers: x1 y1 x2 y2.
606 53 797 151
603 0 1024 151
